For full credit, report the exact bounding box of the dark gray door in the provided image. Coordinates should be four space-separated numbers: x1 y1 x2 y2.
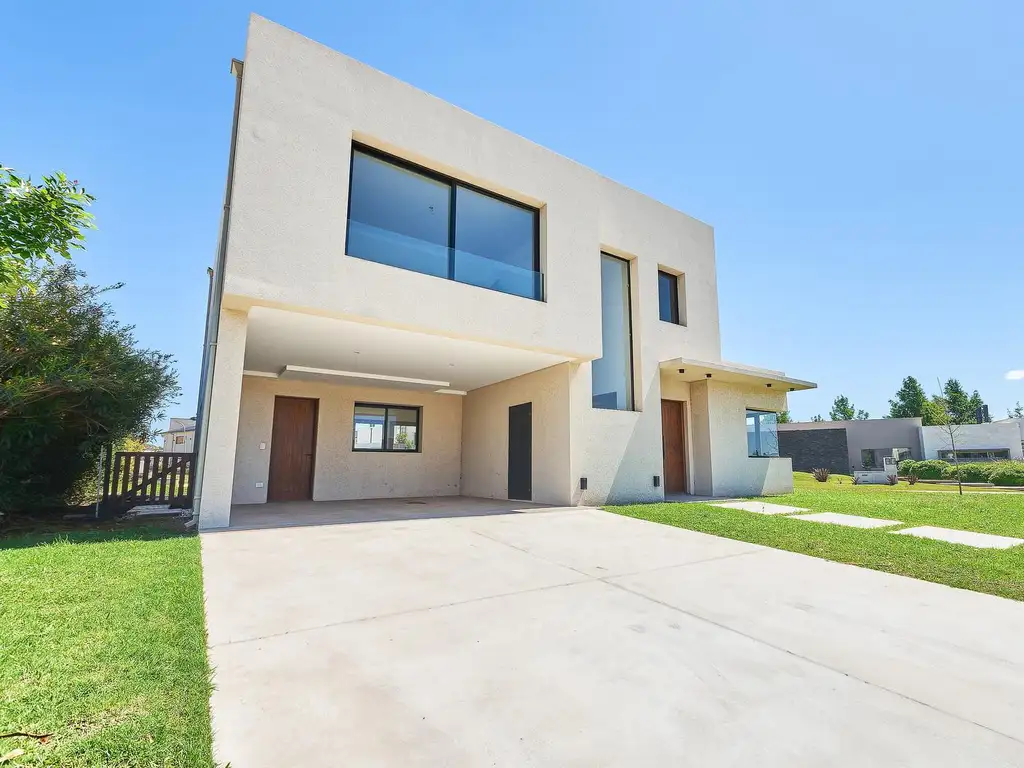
508 402 532 501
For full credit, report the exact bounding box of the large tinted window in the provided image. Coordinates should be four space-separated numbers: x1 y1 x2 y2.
353 403 421 452
746 410 779 457
454 186 538 299
592 254 634 410
347 151 451 278
346 146 541 300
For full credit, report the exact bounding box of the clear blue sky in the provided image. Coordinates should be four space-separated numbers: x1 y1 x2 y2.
4 0 1022 425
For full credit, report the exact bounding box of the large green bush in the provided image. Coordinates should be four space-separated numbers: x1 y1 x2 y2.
984 462 1024 487
0 266 178 511
942 462 991 483
900 459 950 480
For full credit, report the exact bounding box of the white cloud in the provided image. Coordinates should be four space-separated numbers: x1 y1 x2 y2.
1007 370 1024 381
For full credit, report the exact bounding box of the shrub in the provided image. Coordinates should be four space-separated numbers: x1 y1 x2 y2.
909 460 950 480
898 459 918 476
811 467 831 483
942 462 991 484
886 474 898 485
906 473 919 485
0 266 179 511
986 462 1024 487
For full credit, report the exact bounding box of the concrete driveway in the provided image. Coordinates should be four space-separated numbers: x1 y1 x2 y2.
201 500 1024 767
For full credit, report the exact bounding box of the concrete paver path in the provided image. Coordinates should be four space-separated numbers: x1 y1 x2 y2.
201 503 1024 767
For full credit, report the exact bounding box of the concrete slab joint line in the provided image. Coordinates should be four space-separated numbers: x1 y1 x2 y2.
711 501 808 515
893 526 1024 550
791 512 903 529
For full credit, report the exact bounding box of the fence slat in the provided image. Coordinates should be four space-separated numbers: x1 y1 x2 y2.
106 451 196 509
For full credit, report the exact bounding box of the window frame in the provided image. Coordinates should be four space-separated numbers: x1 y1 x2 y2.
345 143 542 300
352 402 423 453
592 252 636 411
657 270 681 324
746 409 780 458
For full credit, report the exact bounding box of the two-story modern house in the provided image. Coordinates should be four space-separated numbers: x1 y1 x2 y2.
193 15 815 530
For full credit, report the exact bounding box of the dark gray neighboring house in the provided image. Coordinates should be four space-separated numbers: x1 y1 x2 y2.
778 418 924 473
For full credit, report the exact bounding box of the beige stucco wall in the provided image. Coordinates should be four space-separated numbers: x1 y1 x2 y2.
233 376 462 504
197 309 248 529
224 16 722 367
461 364 572 505
702 381 792 497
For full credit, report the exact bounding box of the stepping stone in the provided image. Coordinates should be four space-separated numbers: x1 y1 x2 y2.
711 501 808 516
892 526 1024 549
790 512 902 529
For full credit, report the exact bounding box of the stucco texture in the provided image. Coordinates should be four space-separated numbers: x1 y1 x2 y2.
461 364 572 505
233 376 463 504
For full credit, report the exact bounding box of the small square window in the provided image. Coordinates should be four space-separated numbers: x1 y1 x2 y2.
658 270 685 325
353 403 421 452
174 435 185 445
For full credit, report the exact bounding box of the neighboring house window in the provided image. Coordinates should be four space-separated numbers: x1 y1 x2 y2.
353 403 421 452
896 448 913 462
746 410 779 457
346 145 541 300
938 449 1010 462
174 435 185 445
657 270 684 325
592 253 634 410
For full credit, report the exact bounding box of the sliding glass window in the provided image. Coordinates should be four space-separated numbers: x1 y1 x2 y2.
346 146 541 300
592 253 635 410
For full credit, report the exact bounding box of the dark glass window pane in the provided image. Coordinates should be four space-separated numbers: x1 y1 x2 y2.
453 186 539 299
658 271 679 324
347 151 450 278
353 405 386 450
592 254 634 410
386 407 419 451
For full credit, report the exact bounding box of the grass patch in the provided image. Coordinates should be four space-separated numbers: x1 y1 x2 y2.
0 524 213 766
607 472 1024 601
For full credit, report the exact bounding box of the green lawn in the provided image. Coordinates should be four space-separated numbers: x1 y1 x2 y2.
607 472 1024 601
0 525 213 767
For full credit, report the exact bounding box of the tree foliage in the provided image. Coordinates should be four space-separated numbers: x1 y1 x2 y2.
0 165 95 294
888 375 989 425
1010 402 1024 419
777 410 792 424
827 397 868 421
888 376 927 419
0 265 179 510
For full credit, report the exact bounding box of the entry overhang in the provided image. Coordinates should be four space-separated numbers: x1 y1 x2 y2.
660 357 816 391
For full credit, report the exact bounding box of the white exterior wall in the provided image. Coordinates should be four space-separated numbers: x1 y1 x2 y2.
461 364 572 505
233 376 462 504
197 309 248 528
201 16 809 523
920 423 1024 461
161 430 195 453
700 381 792 497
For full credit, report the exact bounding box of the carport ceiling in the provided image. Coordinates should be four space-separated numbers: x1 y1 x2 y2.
243 307 571 392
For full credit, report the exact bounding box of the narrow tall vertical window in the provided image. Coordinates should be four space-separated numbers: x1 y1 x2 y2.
592 253 635 410
658 270 680 324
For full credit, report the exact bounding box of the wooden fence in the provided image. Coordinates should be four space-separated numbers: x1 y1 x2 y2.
103 451 195 508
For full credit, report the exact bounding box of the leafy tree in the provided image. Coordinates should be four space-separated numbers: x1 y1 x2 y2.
1010 402 1024 419
829 395 856 421
811 414 824 422
855 409 870 420
888 376 928 419
0 265 179 511
777 410 792 424
0 166 95 294
941 379 981 424
967 390 988 422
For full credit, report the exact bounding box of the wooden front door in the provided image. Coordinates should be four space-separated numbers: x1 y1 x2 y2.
661 399 687 494
268 396 318 502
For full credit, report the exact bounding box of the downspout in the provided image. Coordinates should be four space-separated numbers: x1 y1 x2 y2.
192 57 244 518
